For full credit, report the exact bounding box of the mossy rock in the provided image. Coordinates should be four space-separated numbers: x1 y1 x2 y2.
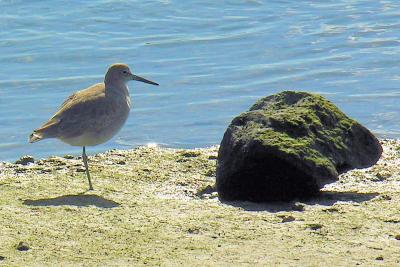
216 91 382 202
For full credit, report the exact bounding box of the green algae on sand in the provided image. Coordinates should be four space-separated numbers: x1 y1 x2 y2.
0 141 399 266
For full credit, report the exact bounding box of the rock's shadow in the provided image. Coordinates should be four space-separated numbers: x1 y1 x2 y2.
306 191 379 206
23 194 120 208
221 191 379 212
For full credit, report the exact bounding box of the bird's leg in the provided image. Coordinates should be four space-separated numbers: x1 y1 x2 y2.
82 146 94 191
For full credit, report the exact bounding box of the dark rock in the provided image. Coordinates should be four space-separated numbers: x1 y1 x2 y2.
16 241 29 251
15 155 34 165
0 256 4 260
375 256 384 261
217 91 382 202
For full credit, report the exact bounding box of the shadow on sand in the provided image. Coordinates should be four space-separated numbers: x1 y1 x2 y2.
23 194 120 208
221 191 379 213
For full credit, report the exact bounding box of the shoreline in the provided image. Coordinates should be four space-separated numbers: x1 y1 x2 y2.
0 140 400 265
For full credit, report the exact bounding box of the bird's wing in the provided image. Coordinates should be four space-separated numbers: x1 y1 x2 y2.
55 83 106 116
35 83 107 139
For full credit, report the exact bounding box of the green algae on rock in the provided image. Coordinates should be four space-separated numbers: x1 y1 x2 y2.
217 91 382 202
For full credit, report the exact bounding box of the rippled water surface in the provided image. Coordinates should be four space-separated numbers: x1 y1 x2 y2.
0 0 399 161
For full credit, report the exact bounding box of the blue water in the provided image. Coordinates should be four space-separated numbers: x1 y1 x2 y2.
0 0 399 161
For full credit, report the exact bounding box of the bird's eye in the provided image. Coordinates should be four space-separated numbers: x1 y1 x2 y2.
123 70 127 74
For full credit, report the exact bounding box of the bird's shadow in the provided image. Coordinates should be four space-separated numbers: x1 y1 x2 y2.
23 194 120 208
221 191 379 213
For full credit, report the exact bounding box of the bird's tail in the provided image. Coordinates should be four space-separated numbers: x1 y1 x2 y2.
29 118 60 143
29 130 44 143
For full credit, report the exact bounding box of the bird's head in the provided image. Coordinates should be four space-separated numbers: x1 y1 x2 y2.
105 63 159 86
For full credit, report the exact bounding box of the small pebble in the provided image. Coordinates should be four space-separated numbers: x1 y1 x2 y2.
76 167 86 172
307 223 323 230
210 192 219 198
395 234 400 240
279 215 296 223
292 203 305 211
15 155 34 165
187 228 200 234
201 185 215 194
205 169 216 177
40 168 52 173
63 154 74 159
0 256 5 261
196 185 215 197
379 195 391 201
117 160 126 165
180 151 200 158
16 242 29 251
375 256 384 261
323 207 339 213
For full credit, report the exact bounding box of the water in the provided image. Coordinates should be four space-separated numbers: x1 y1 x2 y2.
0 0 399 161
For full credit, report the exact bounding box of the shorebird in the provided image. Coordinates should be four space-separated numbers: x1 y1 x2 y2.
29 63 159 190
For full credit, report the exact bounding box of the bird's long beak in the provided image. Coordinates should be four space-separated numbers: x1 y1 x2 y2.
131 74 159 86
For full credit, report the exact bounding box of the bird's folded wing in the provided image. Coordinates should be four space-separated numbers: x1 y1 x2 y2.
41 83 107 139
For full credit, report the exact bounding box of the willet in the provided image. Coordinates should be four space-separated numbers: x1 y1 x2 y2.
29 63 159 190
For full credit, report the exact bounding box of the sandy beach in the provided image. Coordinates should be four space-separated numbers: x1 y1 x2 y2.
0 140 400 266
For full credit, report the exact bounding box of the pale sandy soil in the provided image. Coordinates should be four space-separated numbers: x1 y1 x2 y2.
0 140 400 266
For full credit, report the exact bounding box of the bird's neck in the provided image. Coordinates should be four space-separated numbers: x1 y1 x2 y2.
104 81 129 97
104 72 117 86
